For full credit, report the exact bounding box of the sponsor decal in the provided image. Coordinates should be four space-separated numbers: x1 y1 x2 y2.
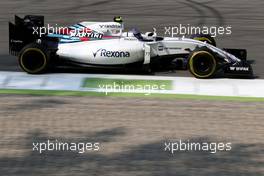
124 37 137 41
99 24 122 28
229 66 249 71
158 46 164 51
70 30 103 39
10 39 23 43
93 49 130 58
164 47 182 50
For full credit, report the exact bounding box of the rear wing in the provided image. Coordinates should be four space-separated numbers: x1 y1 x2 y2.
9 15 44 56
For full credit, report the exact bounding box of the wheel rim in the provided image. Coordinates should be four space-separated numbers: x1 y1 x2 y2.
189 51 216 78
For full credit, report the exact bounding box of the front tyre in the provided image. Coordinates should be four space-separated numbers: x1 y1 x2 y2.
19 43 49 74
188 48 217 79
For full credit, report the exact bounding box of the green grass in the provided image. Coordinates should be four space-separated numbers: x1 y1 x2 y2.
0 89 264 102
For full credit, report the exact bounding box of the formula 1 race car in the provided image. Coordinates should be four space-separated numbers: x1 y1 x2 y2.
9 15 253 78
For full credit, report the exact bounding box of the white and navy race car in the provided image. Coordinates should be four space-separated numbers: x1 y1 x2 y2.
9 15 253 78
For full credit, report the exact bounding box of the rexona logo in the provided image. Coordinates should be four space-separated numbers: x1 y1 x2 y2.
93 49 130 58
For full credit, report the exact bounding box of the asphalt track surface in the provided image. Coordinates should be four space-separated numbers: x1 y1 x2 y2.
0 0 264 77
0 95 263 176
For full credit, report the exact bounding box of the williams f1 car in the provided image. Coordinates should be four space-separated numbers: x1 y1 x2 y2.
9 15 253 78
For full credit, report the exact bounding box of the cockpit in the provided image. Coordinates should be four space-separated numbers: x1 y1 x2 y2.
130 28 163 42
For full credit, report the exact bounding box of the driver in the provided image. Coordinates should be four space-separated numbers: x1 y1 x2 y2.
131 28 156 41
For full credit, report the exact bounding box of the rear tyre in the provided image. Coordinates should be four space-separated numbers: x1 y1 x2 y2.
191 34 216 47
188 47 217 79
19 43 49 74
